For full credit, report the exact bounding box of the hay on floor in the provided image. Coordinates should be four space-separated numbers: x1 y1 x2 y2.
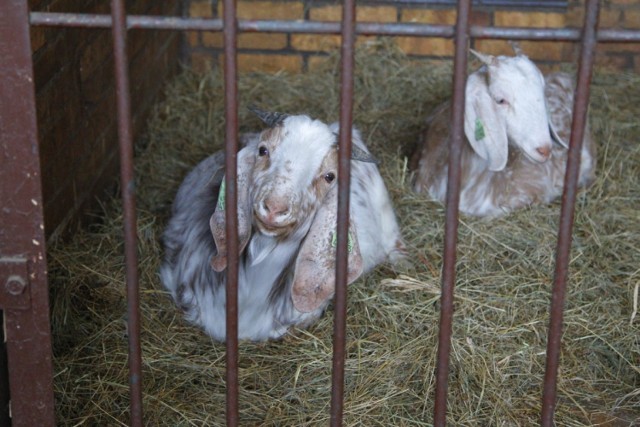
49 41 639 426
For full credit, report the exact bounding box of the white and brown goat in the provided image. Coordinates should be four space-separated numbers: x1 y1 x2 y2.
411 47 597 217
160 107 405 341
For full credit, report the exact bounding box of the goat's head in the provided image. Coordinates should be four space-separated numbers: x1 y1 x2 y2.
464 45 565 171
250 114 339 237
209 106 375 312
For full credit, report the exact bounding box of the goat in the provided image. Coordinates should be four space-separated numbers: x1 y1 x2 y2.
160 106 405 341
411 46 597 217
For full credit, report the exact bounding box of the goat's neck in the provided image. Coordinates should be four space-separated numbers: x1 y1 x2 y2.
242 222 310 284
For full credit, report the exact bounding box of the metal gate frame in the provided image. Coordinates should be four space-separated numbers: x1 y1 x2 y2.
1 2 56 425
1 0 639 426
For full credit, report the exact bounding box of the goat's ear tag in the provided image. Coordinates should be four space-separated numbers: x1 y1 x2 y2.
474 118 486 141
216 179 226 210
331 231 355 254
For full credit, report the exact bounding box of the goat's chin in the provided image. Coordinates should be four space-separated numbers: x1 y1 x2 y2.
523 150 551 164
254 219 296 238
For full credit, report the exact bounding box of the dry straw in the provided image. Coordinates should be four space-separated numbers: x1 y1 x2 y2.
49 41 639 425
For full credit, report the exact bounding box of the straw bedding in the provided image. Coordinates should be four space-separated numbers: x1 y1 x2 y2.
49 41 639 425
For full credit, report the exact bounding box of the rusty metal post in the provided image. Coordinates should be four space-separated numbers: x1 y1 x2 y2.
433 1 472 426
0 319 9 426
330 1 356 426
110 1 144 426
222 0 240 425
0 1 56 426
541 0 600 425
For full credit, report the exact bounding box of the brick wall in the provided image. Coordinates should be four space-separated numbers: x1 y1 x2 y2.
30 0 182 240
186 0 640 73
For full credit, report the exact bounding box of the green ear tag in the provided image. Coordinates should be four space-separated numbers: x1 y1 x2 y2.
474 118 486 141
331 231 354 253
216 178 226 210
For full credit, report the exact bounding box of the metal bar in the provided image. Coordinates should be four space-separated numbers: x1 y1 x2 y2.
0 1 56 426
330 1 356 426
222 0 240 425
433 1 472 426
381 0 568 5
540 0 600 425
29 13 640 43
0 313 10 426
110 1 143 426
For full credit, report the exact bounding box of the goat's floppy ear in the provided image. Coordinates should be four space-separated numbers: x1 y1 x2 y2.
463 72 509 171
292 187 364 313
210 145 255 272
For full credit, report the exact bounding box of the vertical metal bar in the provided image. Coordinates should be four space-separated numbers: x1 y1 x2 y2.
0 317 9 426
433 1 471 425
541 0 600 425
0 1 56 426
0 0 54 426
222 0 240 425
330 1 356 426
110 1 143 426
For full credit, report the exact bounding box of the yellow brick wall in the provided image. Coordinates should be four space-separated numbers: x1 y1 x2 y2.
186 0 640 73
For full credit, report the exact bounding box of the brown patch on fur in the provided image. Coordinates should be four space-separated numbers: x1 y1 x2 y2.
254 126 285 172
312 147 338 201
411 102 452 194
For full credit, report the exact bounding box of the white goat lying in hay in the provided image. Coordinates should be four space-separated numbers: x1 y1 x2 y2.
411 46 597 217
161 106 405 341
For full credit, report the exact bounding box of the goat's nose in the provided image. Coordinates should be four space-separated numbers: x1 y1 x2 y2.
263 198 289 218
536 145 551 159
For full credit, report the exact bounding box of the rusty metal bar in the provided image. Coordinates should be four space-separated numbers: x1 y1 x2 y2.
433 1 471 426
29 12 640 43
394 0 566 5
222 0 240 425
330 1 356 426
0 1 56 426
110 1 144 426
540 0 600 425
0 316 9 426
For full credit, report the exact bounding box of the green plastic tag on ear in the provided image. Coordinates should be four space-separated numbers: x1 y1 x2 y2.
216 178 226 210
331 231 354 254
474 118 486 141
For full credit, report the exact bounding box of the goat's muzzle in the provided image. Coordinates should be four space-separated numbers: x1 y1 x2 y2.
254 196 297 236
527 144 552 163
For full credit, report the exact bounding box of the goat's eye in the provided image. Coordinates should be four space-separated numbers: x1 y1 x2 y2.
258 146 269 157
324 172 336 183
496 98 507 105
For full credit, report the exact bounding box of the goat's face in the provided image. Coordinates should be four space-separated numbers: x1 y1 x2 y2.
485 55 554 163
250 115 338 237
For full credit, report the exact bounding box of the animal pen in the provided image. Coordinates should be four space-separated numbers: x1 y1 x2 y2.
1 0 639 425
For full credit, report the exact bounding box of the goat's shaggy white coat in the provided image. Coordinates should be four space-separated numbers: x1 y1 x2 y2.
161 114 404 341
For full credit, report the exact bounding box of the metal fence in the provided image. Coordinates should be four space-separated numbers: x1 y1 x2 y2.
1 0 639 425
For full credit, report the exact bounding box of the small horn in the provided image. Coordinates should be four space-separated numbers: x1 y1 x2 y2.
350 145 379 164
509 41 524 56
248 104 289 127
470 49 496 66
332 131 379 164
